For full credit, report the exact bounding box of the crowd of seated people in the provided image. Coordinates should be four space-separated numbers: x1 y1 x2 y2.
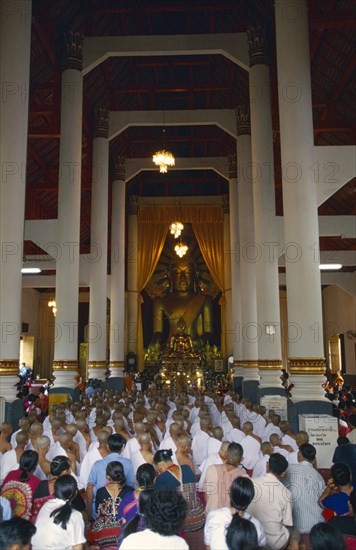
0 384 355 549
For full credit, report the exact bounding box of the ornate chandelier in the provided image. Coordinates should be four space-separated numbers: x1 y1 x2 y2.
152 149 175 173
48 298 57 316
169 221 184 238
174 240 188 258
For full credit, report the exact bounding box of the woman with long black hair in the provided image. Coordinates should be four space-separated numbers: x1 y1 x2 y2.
1 450 41 520
31 475 86 550
32 455 86 523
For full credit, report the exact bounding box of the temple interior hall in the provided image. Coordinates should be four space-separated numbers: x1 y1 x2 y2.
0 0 355 422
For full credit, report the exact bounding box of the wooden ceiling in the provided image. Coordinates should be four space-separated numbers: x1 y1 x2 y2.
26 0 355 270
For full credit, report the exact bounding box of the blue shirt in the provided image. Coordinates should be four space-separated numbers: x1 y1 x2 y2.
87 453 135 517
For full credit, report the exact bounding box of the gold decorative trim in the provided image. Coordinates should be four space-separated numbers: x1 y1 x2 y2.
0 359 19 375
109 361 125 368
288 358 325 375
53 360 79 371
233 360 245 368
88 361 107 369
243 360 259 368
258 359 283 370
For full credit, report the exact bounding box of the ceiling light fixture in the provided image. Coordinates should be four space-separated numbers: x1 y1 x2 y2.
169 221 184 238
319 264 342 270
174 240 188 258
153 112 175 173
153 149 175 173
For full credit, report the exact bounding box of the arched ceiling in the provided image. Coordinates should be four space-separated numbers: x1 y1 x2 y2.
26 0 355 273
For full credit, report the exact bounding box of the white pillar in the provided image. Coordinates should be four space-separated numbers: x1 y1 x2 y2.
88 107 109 381
0 0 32 401
109 157 126 380
127 196 139 355
228 156 243 392
248 27 283 392
235 108 259 396
275 0 326 401
52 32 84 389
223 195 233 357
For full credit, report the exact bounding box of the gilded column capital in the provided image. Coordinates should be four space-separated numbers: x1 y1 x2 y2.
258 359 283 370
112 156 126 181
94 107 109 139
288 357 326 375
127 195 139 215
0 359 19 375
242 360 259 368
247 25 269 66
235 105 251 136
88 360 107 369
53 360 79 371
228 154 237 179
62 31 84 71
109 360 125 369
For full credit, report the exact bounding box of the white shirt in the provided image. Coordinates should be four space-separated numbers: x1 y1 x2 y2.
204 507 266 550
263 423 283 442
121 436 140 460
79 446 101 488
0 449 18 483
198 452 223 491
191 430 210 467
240 435 261 470
120 529 188 550
252 454 269 478
32 498 86 550
282 433 298 452
228 428 245 444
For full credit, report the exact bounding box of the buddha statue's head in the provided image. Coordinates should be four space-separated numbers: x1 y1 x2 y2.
170 261 196 294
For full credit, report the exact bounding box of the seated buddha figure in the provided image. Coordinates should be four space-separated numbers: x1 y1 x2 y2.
169 317 194 358
151 259 213 351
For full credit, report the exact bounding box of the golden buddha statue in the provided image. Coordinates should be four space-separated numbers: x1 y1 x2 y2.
168 317 194 357
151 259 213 351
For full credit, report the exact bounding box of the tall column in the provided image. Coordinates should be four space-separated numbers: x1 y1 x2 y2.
275 0 326 402
127 196 139 355
235 107 260 403
52 32 84 389
228 156 243 393
109 157 126 385
248 27 284 395
0 0 32 401
87 107 109 381
223 195 233 357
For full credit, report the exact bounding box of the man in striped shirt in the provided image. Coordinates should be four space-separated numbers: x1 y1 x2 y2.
282 443 325 533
